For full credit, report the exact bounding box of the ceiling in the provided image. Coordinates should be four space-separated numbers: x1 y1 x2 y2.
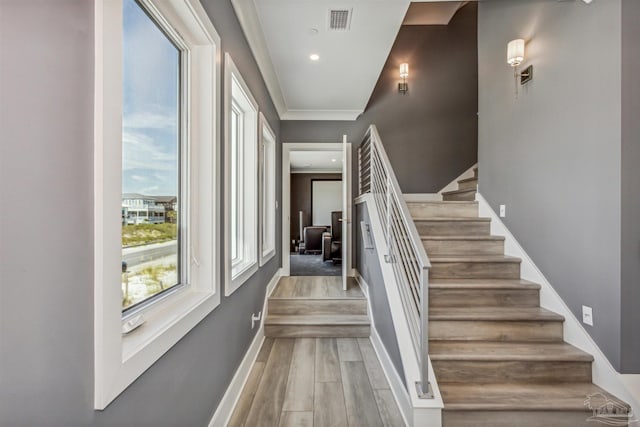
403 2 465 25
231 0 468 120
290 151 343 173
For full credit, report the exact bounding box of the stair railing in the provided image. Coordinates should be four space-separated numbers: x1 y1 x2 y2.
358 125 433 398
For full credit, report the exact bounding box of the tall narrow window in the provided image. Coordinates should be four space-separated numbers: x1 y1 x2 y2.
225 53 259 294
121 0 183 312
95 0 220 409
260 113 277 265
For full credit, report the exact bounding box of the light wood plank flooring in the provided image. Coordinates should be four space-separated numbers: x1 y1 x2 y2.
228 337 404 427
271 276 363 299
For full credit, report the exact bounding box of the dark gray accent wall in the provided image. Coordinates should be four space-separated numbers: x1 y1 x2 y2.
0 1 282 426
621 0 640 374
478 0 624 370
281 3 478 194
290 173 342 244
355 202 406 385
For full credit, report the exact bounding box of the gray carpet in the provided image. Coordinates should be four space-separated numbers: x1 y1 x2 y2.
290 254 341 276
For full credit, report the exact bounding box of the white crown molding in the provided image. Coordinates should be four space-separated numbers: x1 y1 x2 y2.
231 0 287 118
282 109 362 121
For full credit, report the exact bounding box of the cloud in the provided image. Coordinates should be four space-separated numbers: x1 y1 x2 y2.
123 110 178 130
122 130 176 173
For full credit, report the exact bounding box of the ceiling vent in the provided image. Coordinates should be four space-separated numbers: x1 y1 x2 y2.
329 9 352 31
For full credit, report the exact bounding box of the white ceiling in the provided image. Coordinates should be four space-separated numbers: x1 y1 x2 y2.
290 151 343 172
231 0 468 120
403 2 465 25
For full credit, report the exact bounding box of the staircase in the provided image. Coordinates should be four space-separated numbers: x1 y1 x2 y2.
264 276 370 338
408 168 630 426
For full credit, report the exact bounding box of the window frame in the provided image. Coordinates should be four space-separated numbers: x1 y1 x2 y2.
259 112 277 266
94 0 221 410
224 53 259 295
121 4 186 313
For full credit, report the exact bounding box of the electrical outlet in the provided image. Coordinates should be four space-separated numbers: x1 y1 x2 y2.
582 305 593 326
251 311 262 329
499 204 506 218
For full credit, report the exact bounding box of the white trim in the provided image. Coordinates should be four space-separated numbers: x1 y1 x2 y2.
281 109 363 121
94 0 221 409
224 53 260 296
356 194 444 426
355 275 412 427
281 142 353 277
258 112 277 267
208 268 282 427
291 169 342 174
229 0 286 118
476 192 640 417
437 162 477 195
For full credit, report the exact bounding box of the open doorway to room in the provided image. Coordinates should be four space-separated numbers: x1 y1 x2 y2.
282 142 352 286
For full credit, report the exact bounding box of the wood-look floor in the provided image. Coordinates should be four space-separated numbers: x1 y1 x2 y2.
228 337 405 427
271 276 363 299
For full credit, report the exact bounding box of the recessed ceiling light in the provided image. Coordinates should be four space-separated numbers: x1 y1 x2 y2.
331 158 337 162
310 54 320 61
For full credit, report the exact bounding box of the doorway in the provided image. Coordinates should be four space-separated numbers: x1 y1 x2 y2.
282 141 353 288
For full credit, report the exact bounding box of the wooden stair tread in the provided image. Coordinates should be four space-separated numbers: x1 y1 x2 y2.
413 217 490 222
429 279 541 290
458 177 478 184
406 201 477 206
440 382 629 411
430 341 593 362
422 235 504 241
265 314 370 325
430 307 564 321
430 255 521 263
442 188 477 196
268 296 366 301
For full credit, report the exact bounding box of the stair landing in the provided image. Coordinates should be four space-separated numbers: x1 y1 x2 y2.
265 276 370 338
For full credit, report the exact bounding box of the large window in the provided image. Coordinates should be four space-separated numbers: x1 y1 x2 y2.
95 0 220 409
259 113 276 266
225 53 259 295
121 0 183 312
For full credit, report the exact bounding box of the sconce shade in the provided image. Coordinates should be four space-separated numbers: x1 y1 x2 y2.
399 63 409 78
507 39 525 67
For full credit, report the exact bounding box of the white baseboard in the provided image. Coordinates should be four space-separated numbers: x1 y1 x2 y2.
437 163 477 195
476 193 640 416
208 268 282 427
356 273 412 427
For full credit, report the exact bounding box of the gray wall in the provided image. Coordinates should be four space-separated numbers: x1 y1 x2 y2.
355 202 406 385
478 0 624 370
290 173 342 244
621 0 640 374
0 1 282 426
281 3 478 194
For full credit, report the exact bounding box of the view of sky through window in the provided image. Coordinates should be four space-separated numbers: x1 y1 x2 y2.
122 0 179 197
121 0 181 311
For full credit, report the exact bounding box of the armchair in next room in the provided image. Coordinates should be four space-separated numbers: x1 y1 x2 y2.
322 211 342 263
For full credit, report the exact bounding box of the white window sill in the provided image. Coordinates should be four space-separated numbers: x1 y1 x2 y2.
122 288 216 362
260 248 276 267
227 261 259 296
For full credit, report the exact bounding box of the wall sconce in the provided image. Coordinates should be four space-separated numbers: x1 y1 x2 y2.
398 63 409 94
507 39 533 87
